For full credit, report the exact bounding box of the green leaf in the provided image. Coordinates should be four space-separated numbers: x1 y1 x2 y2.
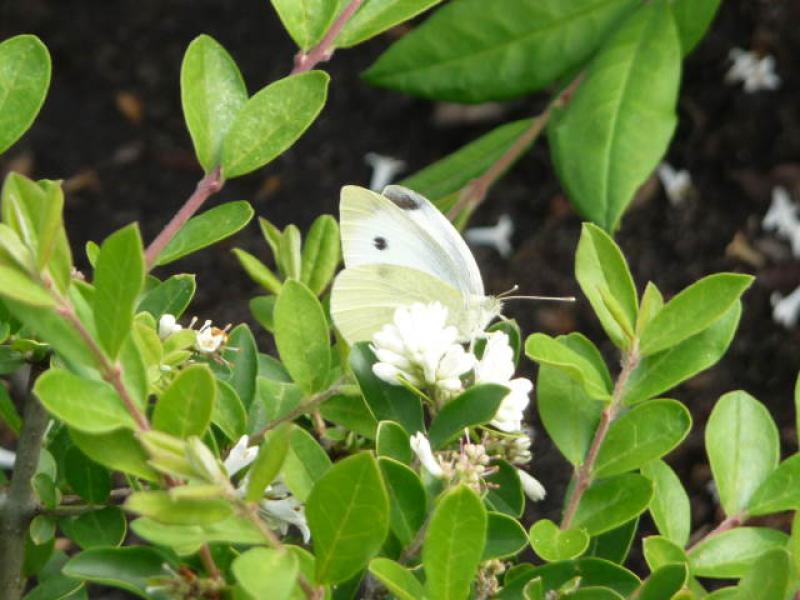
688 528 788 578
155 201 254 266
212 380 247 441
278 224 303 280
637 564 687 600
245 423 292 502
137 274 195 320
0 35 51 154
672 0 721 55
250 295 277 332
93 224 145 358
622 301 742 404
642 535 687 571
364 0 638 102
549 0 681 231
0 383 21 433
126 490 233 525
428 383 508 448
59 507 127 550
595 400 691 477
378 457 426 546
639 274 754 356
485 459 525 518
22 574 84 600
640 460 690 547
131 515 262 556
30 515 55 545
525 333 611 400
496 558 640 598
337 0 442 47
482 512 528 561
564 588 624 599
152 364 215 438
349 343 424 434
300 214 340 295
222 71 330 178
235 249 283 295
572 474 653 535
35 369 135 433
423 485 487 600
63 546 171 598
319 393 378 439
180 35 248 172
69 428 158 482
307 452 390 584
529 519 589 562
223 324 258 408
706 391 779 517
368 558 424 600
64 446 110 504
233 547 299 600
735 548 790 600
270 0 342 51
575 223 638 348
585 517 638 564
747 454 800 516
274 279 330 393
376 421 412 464
282 426 332 501
0 265 54 306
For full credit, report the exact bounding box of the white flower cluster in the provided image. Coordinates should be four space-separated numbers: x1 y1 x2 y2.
763 186 800 257
726 48 780 93
158 314 229 354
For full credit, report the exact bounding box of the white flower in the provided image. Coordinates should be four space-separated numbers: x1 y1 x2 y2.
223 435 258 477
365 153 406 192
771 285 800 328
763 186 800 256
261 496 311 543
474 332 532 432
0 447 15 470
517 468 546 502
656 163 693 206
509 434 532 466
158 314 183 339
371 303 474 392
726 48 780 93
410 432 444 478
465 214 514 258
195 319 227 354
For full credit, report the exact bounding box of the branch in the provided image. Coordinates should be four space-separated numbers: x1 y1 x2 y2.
0 365 48 600
251 382 344 442
291 0 364 74
687 512 747 552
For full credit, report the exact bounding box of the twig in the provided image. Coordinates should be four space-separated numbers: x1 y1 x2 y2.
144 166 224 269
560 342 639 529
686 512 746 552
0 364 48 600
447 74 584 221
291 0 364 74
251 383 344 442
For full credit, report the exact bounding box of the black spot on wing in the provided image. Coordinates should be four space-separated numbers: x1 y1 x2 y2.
373 236 388 250
384 187 420 210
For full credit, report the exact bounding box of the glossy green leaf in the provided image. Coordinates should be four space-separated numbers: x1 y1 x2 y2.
30 515 55 545
428 383 507 448
212 380 246 441
277 224 302 280
319 393 378 439
672 0 721 55
233 547 299 600
595 400 691 477
378 457 426 546
337 0 442 47
255 377 302 428
274 279 330 393
641 460 690 546
282 426 332 501
639 274 753 356
271 0 341 50
250 295 277 332
526 333 611 400
93 224 145 358
222 71 329 178
307 452 390 583
152 364 215 438
64 446 110 504
131 515 262 556
364 0 638 102
735 548 790 600
35 369 135 433
368 558 424 600
63 546 170 598
585 517 638 564
423 485 487 600
222 324 258 408
496 558 640 598
245 423 292 502
688 528 788 578
69 428 158 482
483 512 528 560
622 301 742 404
572 474 653 535
180 35 247 171
376 421 412 464
706 391 779 516
637 563 687 600
126 490 233 525
59 507 127 550
529 519 589 562
642 535 687 572
300 214 340 295
0 383 21 433
549 0 681 231
564 588 623 600
0 35 51 154
0 265 53 306
22 574 84 600
575 222 638 348
485 459 525 517
155 200 254 266
747 454 800 516
235 249 283 295
137 274 195 320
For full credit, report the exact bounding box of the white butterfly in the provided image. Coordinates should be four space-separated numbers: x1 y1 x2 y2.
330 185 503 345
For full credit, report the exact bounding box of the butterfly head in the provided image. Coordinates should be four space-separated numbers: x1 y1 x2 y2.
461 295 504 342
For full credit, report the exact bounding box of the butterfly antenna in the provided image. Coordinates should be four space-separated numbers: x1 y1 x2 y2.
504 295 576 303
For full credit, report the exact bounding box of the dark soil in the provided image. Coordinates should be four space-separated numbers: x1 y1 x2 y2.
2 0 800 589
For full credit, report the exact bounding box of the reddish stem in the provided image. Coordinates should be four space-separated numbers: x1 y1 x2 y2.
687 513 746 551
290 0 364 74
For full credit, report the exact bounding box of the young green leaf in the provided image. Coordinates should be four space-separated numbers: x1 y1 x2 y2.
706 391 779 517
688 528 788 578
307 452 389 584
180 35 248 172
423 485 487 600
222 71 330 178
575 223 638 348
155 201 254 266
274 279 330 393
245 423 292 502
29 515 55 546
270 0 341 51
427 383 508 448
300 214 340 295
672 0 721 55
636 282 664 333
638 274 753 356
34 369 135 433
549 0 681 231
63 546 170 597
368 558 425 600
746 454 800 516
59 507 127 550
364 0 638 102
70 428 158 482
376 421 412 464
137 274 195 320
735 548 790 600
529 519 589 562
131 515 263 555
0 35 51 154
642 535 687 571
281 426 332 501
125 490 233 525
0 265 53 306
233 547 299 600
234 249 283 295
93 224 145 358
278 224 302 280
152 364 215 438
337 0 442 47
378 457 427 547
571 474 653 535
640 460 690 547
594 399 691 478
